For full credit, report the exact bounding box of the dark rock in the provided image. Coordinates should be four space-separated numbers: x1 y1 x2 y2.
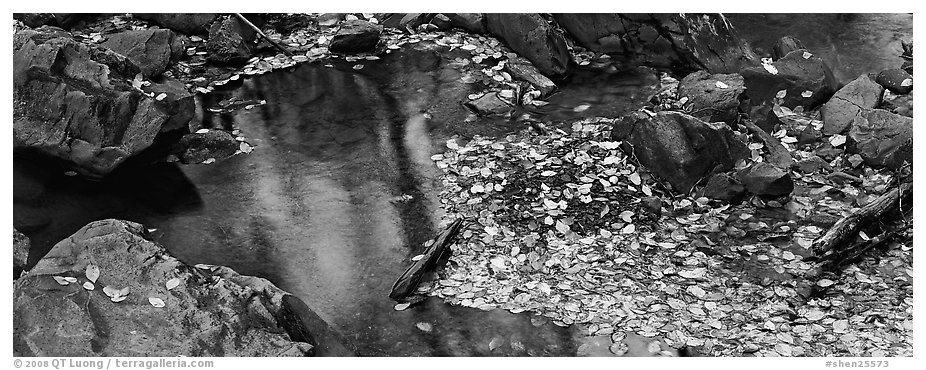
13 29 176 179
820 74 884 135
380 13 430 31
102 29 185 79
173 130 239 164
677 70 746 123
143 77 195 132
279 294 357 356
464 93 513 117
14 229 30 277
815 144 843 162
553 13 759 75
698 173 747 203
328 20 383 54
741 49 839 109
504 57 558 98
430 14 452 31
446 13 486 33
847 109 913 170
486 14 572 77
794 155 832 174
772 36 804 60
13 219 316 356
206 16 256 65
737 162 793 197
14 13 57 28
611 111 749 193
797 122 823 145
748 103 782 133
133 13 217 35
900 40 913 74
875 69 913 95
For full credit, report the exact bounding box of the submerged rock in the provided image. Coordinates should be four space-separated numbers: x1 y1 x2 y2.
101 29 186 79
875 69 913 95
173 130 239 164
328 20 383 54
821 74 884 135
611 111 749 193
206 15 256 65
465 93 513 117
737 162 793 197
677 70 746 123
847 109 913 170
486 13 572 77
12 219 329 356
13 28 177 179
741 49 839 109
133 13 217 35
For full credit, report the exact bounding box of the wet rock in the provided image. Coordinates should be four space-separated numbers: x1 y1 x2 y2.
847 109 913 170
206 15 256 65
173 130 239 164
640 196 663 221
504 57 558 98
380 13 429 31
698 173 746 203
741 49 839 109
465 93 513 117
611 111 749 193
875 69 913 95
13 29 175 179
772 36 805 60
328 20 383 54
446 13 486 34
900 40 913 75
143 77 195 132
102 29 186 79
554 14 758 75
133 13 217 35
677 70 746 123
737 162 793 197
797 122 823 145
14 228 30 278
748 103 783 133
881 90 913 117
486 13 572 77
13 219 316 356
820 74 884 135
794 155 832 174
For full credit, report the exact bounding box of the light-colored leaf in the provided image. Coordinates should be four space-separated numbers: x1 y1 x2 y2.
166 278 181 290
394 302 410 311
52 276 70 286
415 322 432 332
149 297 166 308
83 282 95 290
85 264 101 283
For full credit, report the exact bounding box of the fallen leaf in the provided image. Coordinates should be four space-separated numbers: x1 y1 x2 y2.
415 322 433 332
52 276 70 286
85 264 101 283
149 297 166 308
83 282 95 291
166 278 181 290
394 302 411 311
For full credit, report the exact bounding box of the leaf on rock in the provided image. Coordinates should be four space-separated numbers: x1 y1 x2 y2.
83 282 95 291
415 322 433 332
166 278 181 291
149 297 166 308
52 276 70 286
394 302 411 311
85 264 101 283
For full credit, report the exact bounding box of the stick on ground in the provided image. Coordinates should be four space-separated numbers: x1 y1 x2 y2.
390 219 464 301
234 13 294 56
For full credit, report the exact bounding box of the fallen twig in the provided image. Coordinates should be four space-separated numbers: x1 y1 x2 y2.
390 219 464 301
234 13 294 56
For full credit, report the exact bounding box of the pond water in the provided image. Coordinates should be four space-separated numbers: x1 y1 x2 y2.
14 14 911 356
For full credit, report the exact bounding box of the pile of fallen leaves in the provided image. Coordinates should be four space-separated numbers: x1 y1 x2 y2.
423 113 911 356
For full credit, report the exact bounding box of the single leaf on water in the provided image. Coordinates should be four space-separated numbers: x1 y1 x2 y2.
149 297 166 308
411 254 425 262
166 278 181 290
394 302 411 311
415 322 432 332
85 264 101 283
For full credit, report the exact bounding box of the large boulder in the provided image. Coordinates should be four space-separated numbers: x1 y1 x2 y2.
486 13 572 77
847 109 913 170
143 77 196 132
698 173 746 203
736 162 793 197
553 13 759 75
677 70 746 123
611 111 749 193
328 20 383 54
820 74 884 135
12 219 327 356
465 93 513 117
13 29 180 179
13 13 57 28
206 15 256 65
14 228 31 278
101 29 186 79
772 36 804 60
172 130 240 164
133 13 217 35
741 49 839 109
